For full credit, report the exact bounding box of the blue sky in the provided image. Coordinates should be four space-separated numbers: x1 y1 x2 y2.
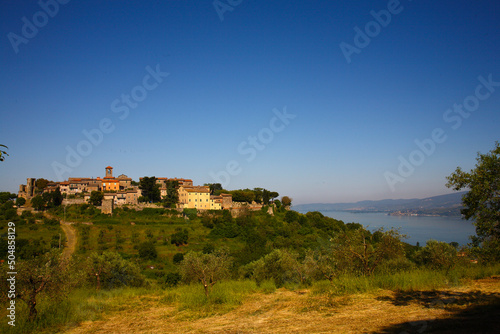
1 0 499 204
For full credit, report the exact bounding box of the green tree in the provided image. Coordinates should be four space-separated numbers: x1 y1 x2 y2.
253 188 264 204
205 183 223 195
35 178 50 192
0 144 8 161
173 252 184 264
180 249 232 297
446 142 500 252
415 240 458 271
163 180 179 207
51 188 64 207
8 250 66 321
231 189 255 203
89 191 104 206
138 241 158 260
31 195 46 211
86 251 146 290
249 249 300 287
262 189 271 204
139 176 161 203
281 196 292 207
284 210 299 223
0 192 16 204
16 196 26 207
331 227 406 275
269 191 279 202
171 228 189 246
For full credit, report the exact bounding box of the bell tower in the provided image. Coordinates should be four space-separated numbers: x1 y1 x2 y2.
105 166 113 178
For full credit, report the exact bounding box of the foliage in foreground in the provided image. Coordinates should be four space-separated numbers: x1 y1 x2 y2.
2 263 500 334
446 141 500 260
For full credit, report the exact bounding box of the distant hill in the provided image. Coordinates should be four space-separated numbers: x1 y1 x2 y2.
293 192 467 217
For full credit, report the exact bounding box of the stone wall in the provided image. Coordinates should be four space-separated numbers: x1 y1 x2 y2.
62 198 87 205
101 199 114 215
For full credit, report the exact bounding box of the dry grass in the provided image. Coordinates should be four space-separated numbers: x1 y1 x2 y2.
63 277 500 334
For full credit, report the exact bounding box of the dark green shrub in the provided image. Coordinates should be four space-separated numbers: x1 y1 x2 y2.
173 253 184 264
138 241 158 260
171 228 189 246
164 272 182 287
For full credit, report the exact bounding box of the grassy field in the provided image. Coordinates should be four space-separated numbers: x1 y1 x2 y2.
1 265 499 334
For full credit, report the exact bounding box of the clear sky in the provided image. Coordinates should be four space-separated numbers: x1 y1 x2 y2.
1 0 499 204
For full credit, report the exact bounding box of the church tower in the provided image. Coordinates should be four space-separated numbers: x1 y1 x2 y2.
105 166 113 178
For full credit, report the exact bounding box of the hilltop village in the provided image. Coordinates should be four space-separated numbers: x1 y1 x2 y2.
17 166 240 214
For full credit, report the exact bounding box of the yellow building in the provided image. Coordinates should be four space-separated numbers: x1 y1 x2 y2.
178 186 211 209
210 195 222 210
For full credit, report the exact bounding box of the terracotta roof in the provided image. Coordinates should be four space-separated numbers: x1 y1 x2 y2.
106 166 113 169
183 186 210 193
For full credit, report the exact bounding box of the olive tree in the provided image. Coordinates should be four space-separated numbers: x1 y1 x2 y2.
331 227 406 275
86 251 146 290
180 249 231 297
1 250 67 321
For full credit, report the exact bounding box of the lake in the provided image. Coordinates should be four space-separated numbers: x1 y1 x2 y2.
296 210 476 246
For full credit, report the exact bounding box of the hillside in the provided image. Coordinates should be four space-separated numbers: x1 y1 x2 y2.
293 192 467 216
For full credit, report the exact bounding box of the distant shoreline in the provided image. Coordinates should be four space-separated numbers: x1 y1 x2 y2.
295 208 462 218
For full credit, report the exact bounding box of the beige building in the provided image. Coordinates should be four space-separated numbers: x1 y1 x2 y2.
156 177 193 188
66 177 103 194
210 195 222 210
178 186 211 209
99 190 141 206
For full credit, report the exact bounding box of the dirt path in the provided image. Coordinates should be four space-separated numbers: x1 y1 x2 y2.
44 212 78 264
63 277 500 334
60 222 77 264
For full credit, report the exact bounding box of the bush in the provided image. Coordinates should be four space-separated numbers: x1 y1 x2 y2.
43 217 59 225
258 279 277 294
171 228 189 246
249 249 298 287
165 272 182 287
86 251 146 289
375 257 417 275
173 252 184 264
183 208 198 220
415 240 458 270
202 243 216 254
138 241 158 260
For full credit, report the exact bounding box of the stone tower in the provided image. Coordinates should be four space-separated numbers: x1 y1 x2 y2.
101 198 114 215
105 166 113 178
26 178 36 198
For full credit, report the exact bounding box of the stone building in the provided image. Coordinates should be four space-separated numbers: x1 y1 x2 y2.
18 178 36 199
101 198 114 215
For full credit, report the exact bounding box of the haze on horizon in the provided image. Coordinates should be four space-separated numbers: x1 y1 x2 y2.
1 0 499 205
